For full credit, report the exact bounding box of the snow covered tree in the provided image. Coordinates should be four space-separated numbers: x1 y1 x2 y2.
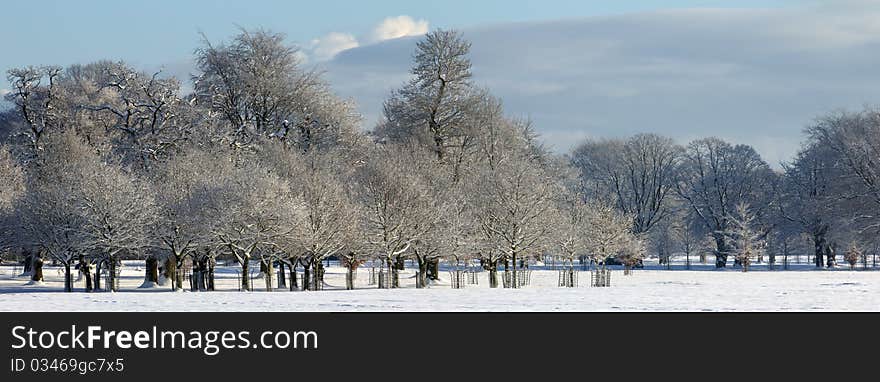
0 146 25 257
77 156 157 292
377 29 478 163
582 201 636 269
75 61 194 171
282 150 358 291
354 146 435 288
472 156 561 288
208 150 297 292
194 28 360 152
553 198 592 270
722 202 766 272
14 133 96 287
15 132 155 291
14 135 88 288
149 147 227 290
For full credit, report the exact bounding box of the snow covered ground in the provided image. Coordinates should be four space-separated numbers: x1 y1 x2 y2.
0 260 878 311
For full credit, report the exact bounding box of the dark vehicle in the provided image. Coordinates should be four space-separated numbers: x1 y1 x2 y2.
604 256 644 268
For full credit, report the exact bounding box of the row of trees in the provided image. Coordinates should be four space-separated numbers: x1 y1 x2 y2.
1 28 877 294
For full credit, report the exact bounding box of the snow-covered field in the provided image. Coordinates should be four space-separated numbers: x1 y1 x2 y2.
0 260 878 311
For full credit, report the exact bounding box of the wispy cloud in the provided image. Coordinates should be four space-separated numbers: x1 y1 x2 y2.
309 32 360 62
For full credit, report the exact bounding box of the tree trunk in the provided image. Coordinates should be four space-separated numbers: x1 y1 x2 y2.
207 258 215 291
825 245 836 268
303 265 311 291
241 259 250 292
31 256 44 282
313 262 323 290
427 258 439 281
175 259 185 291
83 264 93 292
346 266 356 290
714 236 728 268
94 261 103 291
164 257 178 290
289 261 298 291
814 235 825 268
22 252 33 276
144 257 159 286
64 263 72 292
278 262 286 289
416 256 428 288
510 252 518 289
265 260 274 291
191 260 200 292
108 257 117 292
488 266 498 289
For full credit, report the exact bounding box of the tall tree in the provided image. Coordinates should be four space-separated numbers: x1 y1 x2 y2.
377 29 478 162
571 133 681 235
806 108 880 250
675 138 777 267
779 141 840 267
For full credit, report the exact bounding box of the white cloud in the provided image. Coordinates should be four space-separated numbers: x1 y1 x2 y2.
309 32 360 62
0 89 10 97
369 15 429 43
303 16 427 62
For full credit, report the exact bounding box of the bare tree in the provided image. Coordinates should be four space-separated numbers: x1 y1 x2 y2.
571 134 681 235
4 66 63 157
805 108 880 265
779 141 841 268
675 138 777 267
671 213 704 269
73 62 194 170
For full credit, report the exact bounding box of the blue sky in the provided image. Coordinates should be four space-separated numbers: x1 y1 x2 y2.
1 0 796 74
